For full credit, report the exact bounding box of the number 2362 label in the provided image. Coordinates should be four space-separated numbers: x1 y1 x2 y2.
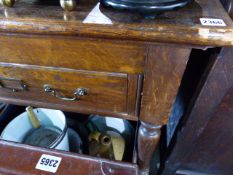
36 154 62 173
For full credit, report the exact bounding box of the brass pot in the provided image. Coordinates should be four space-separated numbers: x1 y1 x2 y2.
0 0 77 11
0 0 15 7
60 0 77 11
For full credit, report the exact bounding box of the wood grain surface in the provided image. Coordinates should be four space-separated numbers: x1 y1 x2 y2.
0 34 145 74
0 140 138 175
0 0 232 46
0 0 229 173
0 63 139 120
140 45 191 125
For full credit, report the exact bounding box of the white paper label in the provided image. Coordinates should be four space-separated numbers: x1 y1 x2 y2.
35 154 62 173
83 3 113 24
200 18 226 26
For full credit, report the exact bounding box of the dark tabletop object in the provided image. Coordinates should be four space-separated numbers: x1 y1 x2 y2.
100 0 193 17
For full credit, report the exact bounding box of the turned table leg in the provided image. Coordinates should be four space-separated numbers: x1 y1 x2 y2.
138 121 161 175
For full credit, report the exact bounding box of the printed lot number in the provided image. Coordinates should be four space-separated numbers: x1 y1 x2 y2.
40 157 59 167
36 154 62 173
200 18 226 26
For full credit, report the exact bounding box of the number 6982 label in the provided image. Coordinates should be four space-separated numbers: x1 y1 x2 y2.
36 154 62 173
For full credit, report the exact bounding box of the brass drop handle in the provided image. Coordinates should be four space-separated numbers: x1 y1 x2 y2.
44 84 88 101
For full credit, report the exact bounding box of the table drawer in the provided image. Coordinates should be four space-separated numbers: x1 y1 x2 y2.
0 140 138 175
0 105 138 175
0 35 145 74
0 64 140 119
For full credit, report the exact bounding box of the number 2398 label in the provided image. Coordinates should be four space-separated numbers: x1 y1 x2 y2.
36 154 62 173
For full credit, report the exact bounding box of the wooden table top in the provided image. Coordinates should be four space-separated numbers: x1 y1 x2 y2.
0 0 232 46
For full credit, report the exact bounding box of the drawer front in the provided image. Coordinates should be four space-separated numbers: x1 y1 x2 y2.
0 35 145 74
0 140 138 175
0 64 139 119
